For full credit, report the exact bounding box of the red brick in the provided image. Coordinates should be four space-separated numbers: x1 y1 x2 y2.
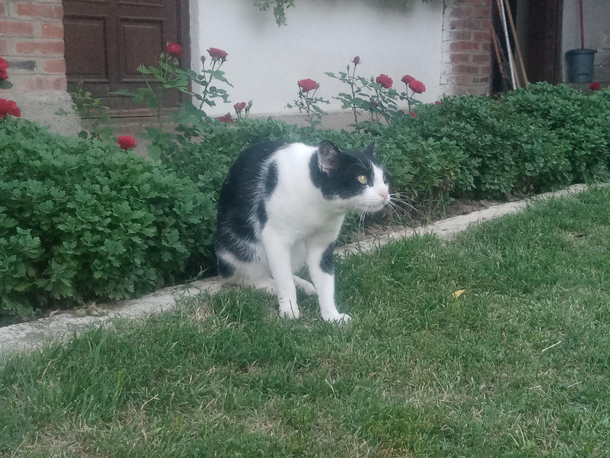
473 53 491 63
473 76 490 84
0 40 7 55
0 3 4 15
453 64 480 75
449 19 464 30
478 65 491 75
473 31 491 41
454 75 475 86
481 42 491 52
43 58 65 73
445 30 472 41
23 75 66 91
473 7 491 18
16 40 64 55
450 53 471 63
17 3 63 20
0 20 35 35
447 6 474 18
449 41 480 52
41 22 63 38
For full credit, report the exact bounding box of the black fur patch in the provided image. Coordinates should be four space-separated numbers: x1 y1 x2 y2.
309 150 382 201
215 141 285 263
257 203 268 227
264 162 278 198
320 244 335 274
217 256 235 278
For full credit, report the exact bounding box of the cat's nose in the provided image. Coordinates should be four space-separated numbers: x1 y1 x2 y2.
380 192 389 200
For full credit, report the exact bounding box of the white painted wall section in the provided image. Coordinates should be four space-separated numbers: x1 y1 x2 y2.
190 0 444 117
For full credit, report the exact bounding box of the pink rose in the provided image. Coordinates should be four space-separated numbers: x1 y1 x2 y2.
0 57 8 80
208 47 228 61
165 43 182 58
117 136 136 150
234 102 247 112
298 79 318 92
401 74 414 84
352 56 360 65
375 74 393 89
0 99 20 118
409 79 426 93
409 111 417 117
217 113 234 124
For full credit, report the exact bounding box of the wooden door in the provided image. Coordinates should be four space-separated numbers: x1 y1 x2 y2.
63 0 188 111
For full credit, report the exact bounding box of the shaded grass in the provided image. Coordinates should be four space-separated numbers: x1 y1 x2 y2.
2 187 610 457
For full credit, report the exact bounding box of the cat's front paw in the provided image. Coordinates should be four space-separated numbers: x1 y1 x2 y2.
322 312 351 323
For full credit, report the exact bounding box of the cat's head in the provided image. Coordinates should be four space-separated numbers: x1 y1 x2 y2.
311 140 390 213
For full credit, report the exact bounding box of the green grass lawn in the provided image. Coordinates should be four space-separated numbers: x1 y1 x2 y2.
2 187 610 457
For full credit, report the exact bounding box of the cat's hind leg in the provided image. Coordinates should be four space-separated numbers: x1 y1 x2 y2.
293 275 316 295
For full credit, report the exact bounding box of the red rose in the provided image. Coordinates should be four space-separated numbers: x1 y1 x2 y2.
117 135 136 150
435 101 441 105
590 82 601 91
217 113 234 124
401 74 414 84
165 42 182 58
409 111 417 117
234 102 247 112
208 47 228 61
352 56 360 65
0 57 8 80
409 79 426 93
375 74 393 89
298 79 318 92
0 99 21 118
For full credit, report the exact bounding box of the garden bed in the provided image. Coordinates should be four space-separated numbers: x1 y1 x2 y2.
2 82 610 322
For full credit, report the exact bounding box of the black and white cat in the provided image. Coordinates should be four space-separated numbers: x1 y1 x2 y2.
215 140 390 322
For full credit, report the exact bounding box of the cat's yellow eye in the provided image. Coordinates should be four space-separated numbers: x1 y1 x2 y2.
357 175 367 184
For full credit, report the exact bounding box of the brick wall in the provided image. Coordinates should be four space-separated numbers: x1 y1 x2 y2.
0 0 79 134
0 0 67 92
440 0 493 96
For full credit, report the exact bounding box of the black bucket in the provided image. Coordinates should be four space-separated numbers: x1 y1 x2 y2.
566 49 597 83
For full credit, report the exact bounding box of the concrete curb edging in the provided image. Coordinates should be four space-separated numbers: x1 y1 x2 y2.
0 183 593 355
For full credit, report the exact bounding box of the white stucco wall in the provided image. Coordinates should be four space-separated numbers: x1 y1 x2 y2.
562 0 610 82
190 0 444 118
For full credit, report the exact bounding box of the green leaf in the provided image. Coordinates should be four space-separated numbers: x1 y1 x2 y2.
147 144 162 161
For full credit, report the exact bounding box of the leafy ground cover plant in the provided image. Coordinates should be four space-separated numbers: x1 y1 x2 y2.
2 186 610 456
0 117 213 318
503 82 610 183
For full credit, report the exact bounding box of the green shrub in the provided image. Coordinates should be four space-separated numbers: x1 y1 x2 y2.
0 118 213 318
503 82 610 182
377 120 468 201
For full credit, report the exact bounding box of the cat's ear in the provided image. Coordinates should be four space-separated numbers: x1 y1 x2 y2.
363 140 376 157
318 140 342 176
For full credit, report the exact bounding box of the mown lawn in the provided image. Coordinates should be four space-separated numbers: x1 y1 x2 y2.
2 187 610 457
